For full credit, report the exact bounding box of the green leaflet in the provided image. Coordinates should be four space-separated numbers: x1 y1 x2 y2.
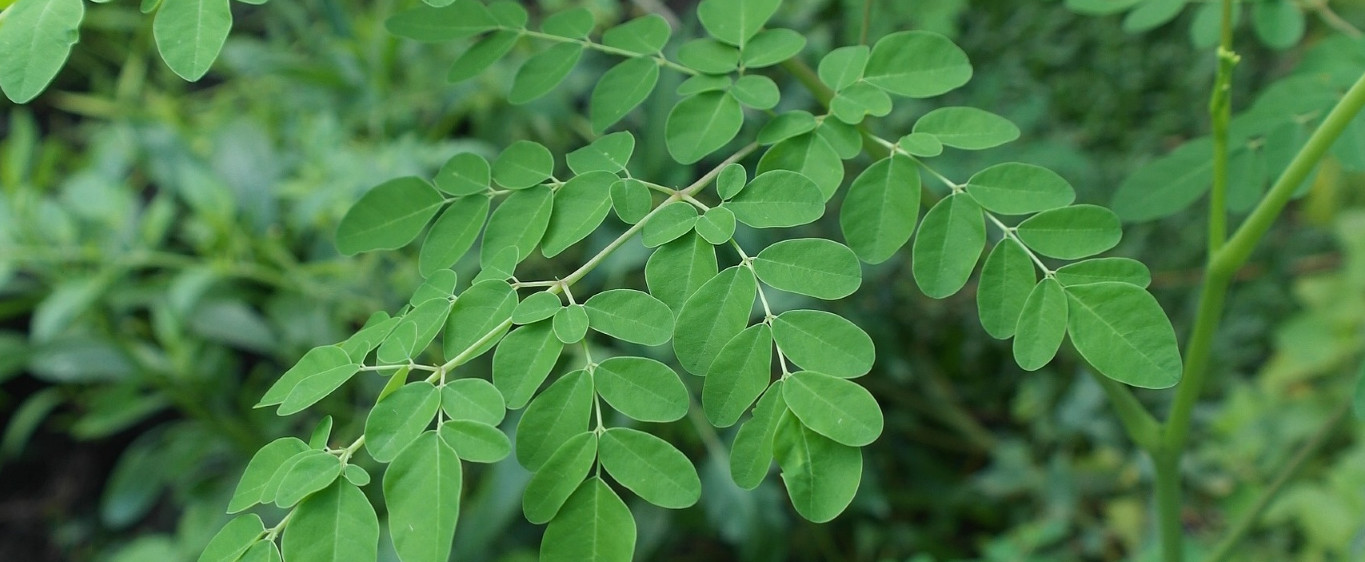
783 371 883 447
724 170 825 228
411 269 459 305
666 91 744 165
516 370 593 471
677 40 740 72
863 31 971 98
913 106 1020 150
438 419 511 463
610 178 653 224
771 310 875 378
443 279 516 361
541 7 593 38
840 154 921 264
912 193 986 299
440 378 506 426
1065 282 1182 388
591 58 660 134
1012 278 1068 372
344 465 370 487
259 450 308 506
418 196 489 277
197 514 263 562
1055 258 1152 288
740 28 806 68
976 239 1037 340
523 431 598 524
716 163 747 199
646 232 718 311
830 83 893 124
542 171 615 257
228 437 309 513
757 133 843 200
492 321 565 410
377 367 410 403
335 177 444 256
540 478 635 562
642 202 700 248
817 119 863 159
364 382 441 463
492 140 553 190
583 289 675 346
730 381 787 489
513 291 562 325
375 322 417 364
599 427 701 508
376 298 451 362
752 238 862 300
602 14 671 54
488 2 528 28
695 206 737 244
1122 0 1185 33
235 541 280 562
900 132 943 157
480 185 553 266
1252 0 1304 50
1015 204 1122 260
818 46 869 91
154 0 232 81
508 43 583 105
731 75 781 110
702 324 774 428
273 450 343 508
1111 138 1213 222
964 163 1076 215
696 0 779 47
758 111 818 145
281 481 379 562
384 431 461 562
552 305 589 344
594 356 689 422
0 0 84 103
434 152 490 196
772 413 863 523
566 132 635 175
1065 0 1143 15
257 346 360 415
674 266 758 376
448 30 519 83
677 74 732 96
385 0 495 41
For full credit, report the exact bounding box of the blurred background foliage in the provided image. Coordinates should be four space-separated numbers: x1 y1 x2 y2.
2 0 1365 560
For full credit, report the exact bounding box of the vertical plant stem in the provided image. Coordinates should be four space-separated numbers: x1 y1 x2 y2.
1207 0 1238 255
1159 69 1365 561
860 0 874 46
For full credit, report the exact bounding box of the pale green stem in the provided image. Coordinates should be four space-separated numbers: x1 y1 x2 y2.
1207 0 1238 255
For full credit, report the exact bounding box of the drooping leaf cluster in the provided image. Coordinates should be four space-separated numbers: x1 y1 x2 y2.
198 1 1186 560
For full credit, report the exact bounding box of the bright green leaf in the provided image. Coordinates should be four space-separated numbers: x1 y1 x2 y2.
863 31 971 98
703 324 773 428
258 346 360 415
594 356 689 422
590 58 660 134
602 14 670 54
674 266 757 376
343 465 370 487
1015 204 1122 260
364 382 441 463
228 437 309 513
281 481 378 562
508 43 582 105
523 432 597 524
610 178 653 224
516 370 593 471
666 91 744 164
840 154 920 264
1065 282 1182 388
492 140 553 190
977 239 1037 339
492 321 565 410
1122 0 1185 33
740 28 805 68
752 238 862 300
818 46 869 91
913 106 1020 150
273 450 343 508
543 171 615 257
899 132 943 157
448 30 519 82
964 162 1075 215
772 310 874 378
0 0 84 103
677 38 740 74
443 280 516 361
1013 278 1068 371
513 291 562 325
758 111 819 145
731 75 780 109
197 514 263 562
725 170 825 228
382 431 461 562
481 185 553 265
599 427 700 508
646 232 718 311
1055 258 1152 288
552 304 589 344
541 7 593 39
336 177 444 256
696 0 779 47
583 289 675 346
154 0 232 81
641 202 699 248
385 1 494 41
566 132 634 175
730 381 786 489
434 152 490 196
695 206 737 244
830 82 892 124
756 133 843 199
783 371 882 447
236 541 280 562
418 196 489 277
540 478 634 562
1253 0 1304 50
1111 137 1213 222
912 193 986 298
438 419 510 463
440 378 506 426
677 73 732 96
772 412 862 523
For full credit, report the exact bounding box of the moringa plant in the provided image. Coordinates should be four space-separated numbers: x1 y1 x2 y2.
4 0 1363 560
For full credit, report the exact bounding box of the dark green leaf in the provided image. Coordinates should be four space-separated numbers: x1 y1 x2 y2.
1122 0 1186 33
912 193 986 298
1111 138 1212 222
336 177 444 255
